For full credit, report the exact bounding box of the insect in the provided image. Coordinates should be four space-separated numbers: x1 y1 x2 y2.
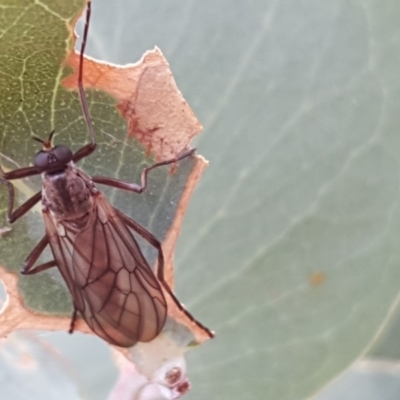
0 0 213 347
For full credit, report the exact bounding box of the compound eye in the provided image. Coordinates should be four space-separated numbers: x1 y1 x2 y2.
52 145 73 164
33 151 49 170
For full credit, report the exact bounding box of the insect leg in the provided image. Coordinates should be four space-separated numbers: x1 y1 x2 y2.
116 209 214 338
20 233 79 334
1 165 41 180
73 0 96 164
21 260 57 275
69 308 78 334
92 149 196 193
20 235 56 275
72 142 96 164
0 176 41 223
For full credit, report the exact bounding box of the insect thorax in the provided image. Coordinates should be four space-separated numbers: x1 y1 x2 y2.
41 164 94 224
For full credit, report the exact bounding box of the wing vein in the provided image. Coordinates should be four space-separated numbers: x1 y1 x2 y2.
45 194 167 347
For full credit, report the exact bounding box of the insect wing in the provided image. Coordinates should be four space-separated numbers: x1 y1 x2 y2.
43 193 167 347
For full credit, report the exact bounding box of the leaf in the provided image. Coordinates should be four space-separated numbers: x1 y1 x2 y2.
5 0 400 400
169 0 400 398
314 359 400 400
84 0 400 399
0 0 210 353
64 47 202 161
0 332 83 399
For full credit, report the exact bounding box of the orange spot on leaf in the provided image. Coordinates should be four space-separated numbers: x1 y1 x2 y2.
309 272 326 287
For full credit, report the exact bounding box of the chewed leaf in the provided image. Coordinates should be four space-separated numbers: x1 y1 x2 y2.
63 46 202 161
0 0 211 349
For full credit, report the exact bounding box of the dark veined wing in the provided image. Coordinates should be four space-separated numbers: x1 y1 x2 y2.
43 193 167 347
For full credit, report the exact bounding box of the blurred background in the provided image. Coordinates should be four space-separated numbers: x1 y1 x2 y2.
3 0 400 399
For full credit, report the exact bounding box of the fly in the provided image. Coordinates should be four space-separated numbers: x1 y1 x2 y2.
0 0 213 347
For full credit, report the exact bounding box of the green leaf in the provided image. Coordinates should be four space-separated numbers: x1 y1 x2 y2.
4 0 400 399
314 359 400 400
0 1 201 334
0 332 82 399
172 0 400 398
0 1 86 310
83 0 400 399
